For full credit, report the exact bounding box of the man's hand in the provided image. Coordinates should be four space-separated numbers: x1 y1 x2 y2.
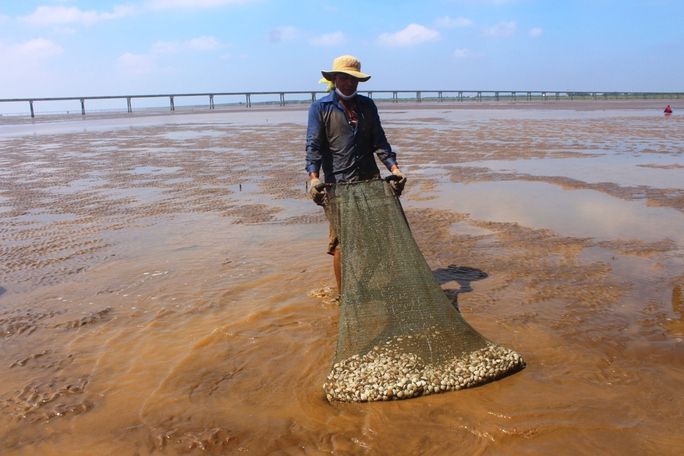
391 169 407 196
310 178 325 206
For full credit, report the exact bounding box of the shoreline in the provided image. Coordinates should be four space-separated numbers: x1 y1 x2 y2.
0 98 679 126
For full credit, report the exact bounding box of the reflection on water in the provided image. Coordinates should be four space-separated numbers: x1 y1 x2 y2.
1 105 683 455
674 284 683 317
461 154 684 189
412 179 684 245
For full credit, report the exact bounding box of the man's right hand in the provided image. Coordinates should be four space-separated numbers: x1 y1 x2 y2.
310 178 325 206
391 169 407 196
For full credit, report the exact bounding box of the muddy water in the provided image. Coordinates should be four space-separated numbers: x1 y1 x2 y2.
1 103 683 455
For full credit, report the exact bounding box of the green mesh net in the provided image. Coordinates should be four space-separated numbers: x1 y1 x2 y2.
323 179 525 402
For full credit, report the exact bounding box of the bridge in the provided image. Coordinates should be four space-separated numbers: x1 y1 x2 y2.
1 90 682 118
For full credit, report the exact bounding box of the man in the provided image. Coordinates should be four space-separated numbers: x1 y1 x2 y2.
305 55 406 293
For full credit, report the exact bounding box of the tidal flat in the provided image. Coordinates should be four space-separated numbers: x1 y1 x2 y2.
1 100 683 455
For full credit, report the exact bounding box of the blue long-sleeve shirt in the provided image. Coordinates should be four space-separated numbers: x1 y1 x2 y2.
305 92 396 184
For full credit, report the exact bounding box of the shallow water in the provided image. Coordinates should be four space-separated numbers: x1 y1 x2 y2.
1 103 683 455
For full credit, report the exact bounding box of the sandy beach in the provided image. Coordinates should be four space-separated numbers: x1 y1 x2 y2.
1 99 683 455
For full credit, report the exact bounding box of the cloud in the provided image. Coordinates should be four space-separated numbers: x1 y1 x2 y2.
20 5 136 26
482 21 517 37
309 31 345 46
0 39 64 96
53 27 78 35
188 36 220 51
435 16 474 28
529 27 543 37
117 52 157 76
151 42 178 54
118 35 220 79
376 24 440 47
152 36 221 54
443 0 517 4
268 26 302 43
145 0 256 9
0 38 63 62
453 48 476 58
18 0 258 27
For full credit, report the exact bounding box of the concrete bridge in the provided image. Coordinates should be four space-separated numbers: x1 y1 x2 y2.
1 90 682 118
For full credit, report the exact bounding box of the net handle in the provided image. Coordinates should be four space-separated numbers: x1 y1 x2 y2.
315 174 400 192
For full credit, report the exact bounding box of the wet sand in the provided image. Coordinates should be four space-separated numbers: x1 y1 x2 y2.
1 100 683 455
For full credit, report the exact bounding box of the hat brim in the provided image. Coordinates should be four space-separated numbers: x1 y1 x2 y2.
321 70 371 82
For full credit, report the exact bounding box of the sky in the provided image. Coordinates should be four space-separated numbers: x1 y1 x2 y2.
1 0 683 106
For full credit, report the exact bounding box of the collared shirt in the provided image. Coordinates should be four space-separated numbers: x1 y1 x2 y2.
305 91 396 184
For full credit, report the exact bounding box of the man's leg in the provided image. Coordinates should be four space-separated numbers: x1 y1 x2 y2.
325 204 341 294
334 248 341 294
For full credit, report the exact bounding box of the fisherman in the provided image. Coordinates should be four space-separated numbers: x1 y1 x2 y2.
305 55 406 293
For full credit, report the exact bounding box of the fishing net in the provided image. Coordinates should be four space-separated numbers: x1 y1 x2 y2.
323 179 525 402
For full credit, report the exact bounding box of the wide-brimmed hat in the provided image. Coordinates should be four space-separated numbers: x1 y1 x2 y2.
321 55 371 82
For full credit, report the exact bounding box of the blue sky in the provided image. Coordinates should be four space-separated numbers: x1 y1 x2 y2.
1 0 682 101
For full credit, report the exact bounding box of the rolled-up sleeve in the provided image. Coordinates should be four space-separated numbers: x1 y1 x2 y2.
305 104 324 176
367 102 396 170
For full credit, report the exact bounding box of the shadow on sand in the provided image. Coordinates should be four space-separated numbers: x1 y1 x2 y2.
433 265 488 311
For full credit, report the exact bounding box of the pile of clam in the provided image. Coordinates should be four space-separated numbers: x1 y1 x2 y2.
324 339 525 402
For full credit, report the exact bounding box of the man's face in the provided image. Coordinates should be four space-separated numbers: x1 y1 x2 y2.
334 73 359 97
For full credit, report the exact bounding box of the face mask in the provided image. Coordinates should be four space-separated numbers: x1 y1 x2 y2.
335 87 357 101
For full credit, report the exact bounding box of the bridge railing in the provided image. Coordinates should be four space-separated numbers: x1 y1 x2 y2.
1 90 681 118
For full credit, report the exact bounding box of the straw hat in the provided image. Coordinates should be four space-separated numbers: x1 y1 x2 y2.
321 55 371 82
